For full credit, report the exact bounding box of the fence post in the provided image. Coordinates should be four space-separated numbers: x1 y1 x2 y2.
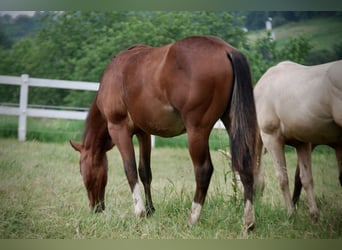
18 74 29 141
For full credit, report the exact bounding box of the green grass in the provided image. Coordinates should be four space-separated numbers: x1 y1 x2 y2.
0 139 341 239
0 115 230 150
247 16 342 53
0 115 84 143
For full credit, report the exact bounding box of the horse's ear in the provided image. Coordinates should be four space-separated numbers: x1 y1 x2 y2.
69 140 82 152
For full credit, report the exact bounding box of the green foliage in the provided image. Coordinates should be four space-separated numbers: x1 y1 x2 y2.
23 11 246 83
305 42 342 65
243 32 312 83
0 11 315 107
0 11 247 108
0 31 13 49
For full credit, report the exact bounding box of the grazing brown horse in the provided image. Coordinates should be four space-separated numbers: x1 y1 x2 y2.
70 36 258 230
254 60 342 222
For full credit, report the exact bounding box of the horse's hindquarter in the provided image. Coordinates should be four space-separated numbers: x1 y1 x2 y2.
328 60 342 128
255 61 342 145
161 37 234 130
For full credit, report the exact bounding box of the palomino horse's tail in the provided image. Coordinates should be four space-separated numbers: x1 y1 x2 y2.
226 51 258 177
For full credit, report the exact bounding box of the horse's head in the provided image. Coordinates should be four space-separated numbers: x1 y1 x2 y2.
69 140 108 212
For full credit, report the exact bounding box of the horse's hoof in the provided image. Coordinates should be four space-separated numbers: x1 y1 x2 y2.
90 201 105 213
241 222 255 237
135 209 146 219
187 214 199 225
187 211 200 225
146 206 155 217
310 211 319 224
187 202 202 225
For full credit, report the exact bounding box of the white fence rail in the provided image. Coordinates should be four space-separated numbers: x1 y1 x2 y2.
0 74 224 144
0 74 99 141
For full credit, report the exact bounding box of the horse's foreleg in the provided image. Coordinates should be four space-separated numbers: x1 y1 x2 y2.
262 133 294 214
296 143 319 222
187 130 213 224
136 132 155 216
108 124 146 218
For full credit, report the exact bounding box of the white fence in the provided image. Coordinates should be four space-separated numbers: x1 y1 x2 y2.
0 74 224 145
0 74 99 141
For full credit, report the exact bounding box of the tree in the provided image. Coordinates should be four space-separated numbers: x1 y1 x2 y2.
1 11 313 107
3 11 246 108
243 32 312 83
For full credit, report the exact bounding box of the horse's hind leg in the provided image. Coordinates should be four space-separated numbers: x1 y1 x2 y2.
254 133 265 194
136 132 155 216
262 133 294 214
186 129 213 224
293 144 319 206
296 143 319 222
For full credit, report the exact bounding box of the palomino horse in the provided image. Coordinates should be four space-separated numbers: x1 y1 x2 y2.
70 36 258 230
254 60 342 221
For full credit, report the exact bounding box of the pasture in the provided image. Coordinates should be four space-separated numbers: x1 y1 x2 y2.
0 137 341 239
247 16 342 54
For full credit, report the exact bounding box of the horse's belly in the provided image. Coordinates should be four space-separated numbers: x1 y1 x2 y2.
131 104 186 137
281 120 342 145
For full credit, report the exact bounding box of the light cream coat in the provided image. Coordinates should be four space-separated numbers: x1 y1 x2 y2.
254 60 342 221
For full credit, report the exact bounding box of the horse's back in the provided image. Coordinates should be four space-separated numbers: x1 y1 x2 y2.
255 60 342 144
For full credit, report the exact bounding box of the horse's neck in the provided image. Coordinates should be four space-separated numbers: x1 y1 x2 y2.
83 97 111 154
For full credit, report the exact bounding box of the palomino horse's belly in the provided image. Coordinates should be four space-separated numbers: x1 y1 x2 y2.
281 120 342 145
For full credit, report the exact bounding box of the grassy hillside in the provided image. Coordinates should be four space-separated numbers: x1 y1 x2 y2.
247 16 342 57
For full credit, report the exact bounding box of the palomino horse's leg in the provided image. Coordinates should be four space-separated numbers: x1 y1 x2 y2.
295 143 319 222
108 124 146 218
136 132 155 216
186 129 213 224
254 134 265 194
293 144 317 206
262 133 294 214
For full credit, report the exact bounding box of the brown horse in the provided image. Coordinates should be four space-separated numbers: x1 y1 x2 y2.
70 36 258 230
254 60 342 222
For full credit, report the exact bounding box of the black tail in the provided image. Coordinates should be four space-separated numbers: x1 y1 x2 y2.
227 51 258 175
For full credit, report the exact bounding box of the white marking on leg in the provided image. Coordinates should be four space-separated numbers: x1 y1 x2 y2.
244 199 255 230
188 202 202 224
132 183 146 218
